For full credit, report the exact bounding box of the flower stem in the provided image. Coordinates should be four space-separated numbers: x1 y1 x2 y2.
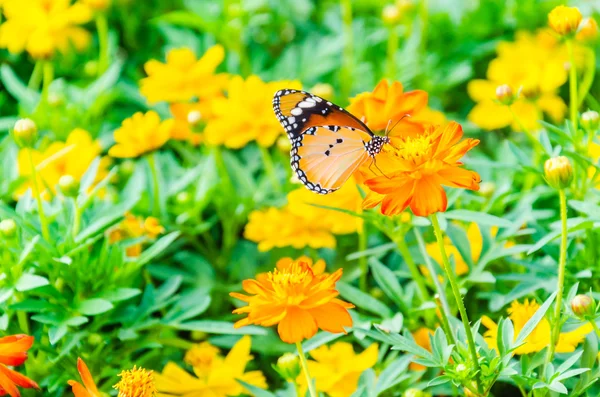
147 152 161 217
340 0 354 100
96 13 110 76
27 149 50 241
590 320 600 338
296 342 317 397
386 25 399 78
28 61 43 90
566 40 578 135
42 61 54 104
544 189 569 369
578 47 595 107
72 199 82 240
259 145 281 193
413 227 456 345
358 220 368 291
430 213 481 391
396 236 429 302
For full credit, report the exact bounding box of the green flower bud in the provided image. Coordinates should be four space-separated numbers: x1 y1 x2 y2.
382 4 401 25
544 156 573 190
571 294 595 318
119 159 136 179
175 191 192 206
495 84 514 105
582 110 599 131
59 175 80 197
275 353 301 381
13 118 38 148
87 333 103 346
0 219 17 239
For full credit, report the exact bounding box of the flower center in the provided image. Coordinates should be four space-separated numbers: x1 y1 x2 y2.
267 262 315 305
391 134 434 164
184 343 220 375
113 366 156 397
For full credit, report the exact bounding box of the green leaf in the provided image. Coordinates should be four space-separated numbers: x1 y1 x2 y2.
0 65 40 111
442 210 513 227
302 331 345 353
235 380 275 397
49 324 68 345
77 299 114 315
15 274 49 291
368 258 407 313
134 231 181 268
527 221 595 255
100 288 142 302
174 320 268 335
513 292 557 349
337 282 393 318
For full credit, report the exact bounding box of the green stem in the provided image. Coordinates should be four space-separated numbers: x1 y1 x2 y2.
386 25 399 78
413 227 456 345
419 0 428 54
430 213 481 392
28 61 43 90
27 149 50 241
259 145 281 193
567 39 578 134
578 48 595 107
96 13 110 76
590 320 600 338
147 152 161 217
340 0 354 100
544 189 568 370
72 199 82 240
42 61 54 105
396 236 429 302
508 106 544 154
358 221 368 291
296 342 317 397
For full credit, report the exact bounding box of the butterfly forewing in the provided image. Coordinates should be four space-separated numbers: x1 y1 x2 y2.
273 89 387 194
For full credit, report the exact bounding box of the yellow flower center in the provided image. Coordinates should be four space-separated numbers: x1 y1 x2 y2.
113 366 156 397
184 342 220 374
390 134 434 165
267 262 315 305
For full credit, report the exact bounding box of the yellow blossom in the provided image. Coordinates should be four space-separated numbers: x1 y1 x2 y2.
204 75 301 148
113 366 156 397
482 299 593 355
297 342 378 397
109 111 174 158
0 0 92 58
577 18 598 42
155 336 267 397
108 213 164 257
17 128 109 199
140 46 228 104
468 29 568 131
548 5 582 36
244 180 362 251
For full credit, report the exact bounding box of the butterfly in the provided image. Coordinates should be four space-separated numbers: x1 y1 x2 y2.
272 89 390 194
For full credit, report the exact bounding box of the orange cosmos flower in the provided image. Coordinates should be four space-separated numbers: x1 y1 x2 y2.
0 335 39 397
363 121 480 217
68 358 101 397
230 258 354 343
347 79 429 133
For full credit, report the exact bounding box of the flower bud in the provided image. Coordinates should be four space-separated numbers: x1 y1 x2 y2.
576 17 598 42
187 110 202 125
403 389 430 397
495 84 514 105
175 191 192 206
87 333 104 346
544 156 573 189
310 83 334 100
479 181 495 197
275 353 301 381
581 110 599 131
0 219 17 239
58 175 80 197
119 159 136 179
382 4 401 25
143 217 164 238
548 5 583 36
12 118 38 148
571 294 595 318
84 60 99 77
277 136 291 153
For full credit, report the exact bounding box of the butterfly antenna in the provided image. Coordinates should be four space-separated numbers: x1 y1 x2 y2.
386 114 411 137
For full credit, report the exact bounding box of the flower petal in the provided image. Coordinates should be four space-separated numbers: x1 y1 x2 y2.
277 307 318 343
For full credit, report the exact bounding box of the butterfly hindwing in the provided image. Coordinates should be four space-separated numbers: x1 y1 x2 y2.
291 125 373 194
273 89 372 139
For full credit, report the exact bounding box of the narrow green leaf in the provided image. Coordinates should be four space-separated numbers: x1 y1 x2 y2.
514 292 557 349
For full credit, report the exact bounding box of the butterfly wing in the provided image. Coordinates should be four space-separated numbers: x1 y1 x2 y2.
273 89 372 139
292 125 373 194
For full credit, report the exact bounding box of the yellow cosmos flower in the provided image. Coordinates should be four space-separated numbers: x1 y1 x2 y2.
0 0 92 58
17 128 109 199
468 29 568 131
297 342 378 397
482 299 593 355
108 213 164 257
155 336 267 397
204 75 301 148
109 111 174 158
548 5 582 36
230 258 354 343
140 46 228 104
244 181 362 251
113 366 156 397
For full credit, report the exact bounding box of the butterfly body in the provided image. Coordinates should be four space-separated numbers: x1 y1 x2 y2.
273 89 390 194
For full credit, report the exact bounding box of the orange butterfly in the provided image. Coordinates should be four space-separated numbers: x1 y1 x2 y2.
273 89 390 194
